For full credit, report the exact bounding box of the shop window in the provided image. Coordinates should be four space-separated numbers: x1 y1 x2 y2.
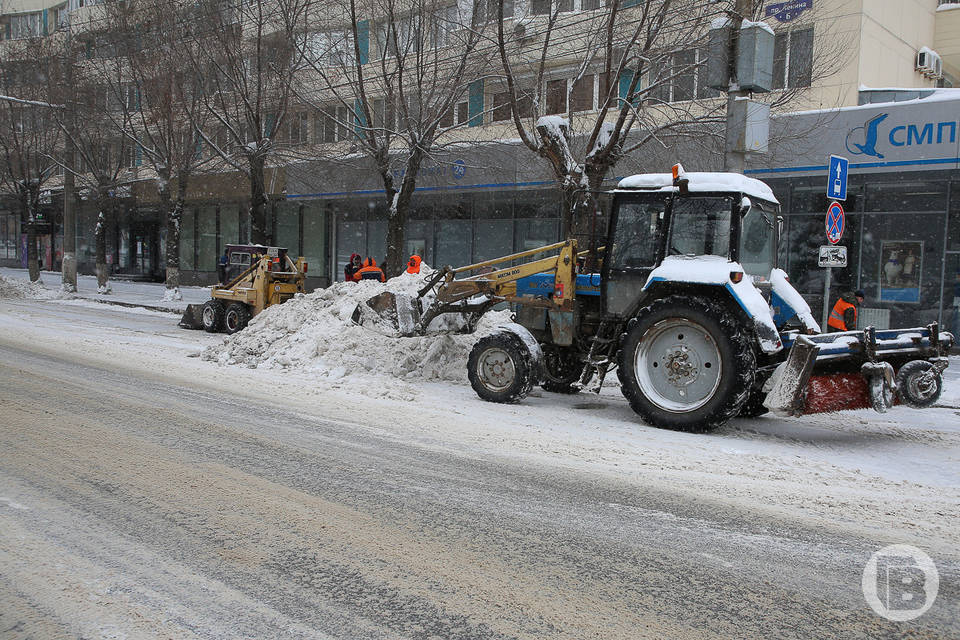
436 219 472 269
301 202 327 279
943 254 960 337
220 205 240 246
947 183 960 250
473 219 513 263
405 219 433 265
515 218 559 252
275 201 300 254
180 206 195 270
338 220 366 280
865 182 947 213
197 206 217 271
858 213 942 326
366 220 387 264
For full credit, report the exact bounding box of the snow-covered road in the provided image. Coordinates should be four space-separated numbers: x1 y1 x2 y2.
0 291 957 638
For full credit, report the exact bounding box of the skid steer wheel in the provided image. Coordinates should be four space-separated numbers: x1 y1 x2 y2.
541 346 586 394
224 302 251 335
896 360 943 408
468 332 536 403
617 295 756 432
201 299 225 333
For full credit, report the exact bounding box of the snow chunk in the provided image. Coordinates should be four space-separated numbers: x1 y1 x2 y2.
938 2 960 10
201 266 512 384
0 274 60 300
617 171 779 204
770 268 820 333
741 19 774 36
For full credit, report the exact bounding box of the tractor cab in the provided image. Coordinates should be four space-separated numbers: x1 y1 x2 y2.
602 164 780 319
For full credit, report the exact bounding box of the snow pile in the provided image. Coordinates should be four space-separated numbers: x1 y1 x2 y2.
0 274 60 300
201 269 511 385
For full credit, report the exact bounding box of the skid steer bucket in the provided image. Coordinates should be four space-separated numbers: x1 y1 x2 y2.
179 303 205 330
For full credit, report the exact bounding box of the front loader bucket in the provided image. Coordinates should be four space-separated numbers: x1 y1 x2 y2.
352 291 421 335
179 304 205 330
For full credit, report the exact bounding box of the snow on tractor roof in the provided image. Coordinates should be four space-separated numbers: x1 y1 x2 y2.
617 172 779 204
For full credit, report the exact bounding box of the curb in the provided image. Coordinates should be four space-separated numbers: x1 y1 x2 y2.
87 298 185 315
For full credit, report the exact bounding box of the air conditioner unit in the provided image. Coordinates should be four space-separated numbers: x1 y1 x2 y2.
917 48 943 79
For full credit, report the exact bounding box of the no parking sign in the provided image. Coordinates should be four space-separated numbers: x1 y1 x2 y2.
826 201 845 245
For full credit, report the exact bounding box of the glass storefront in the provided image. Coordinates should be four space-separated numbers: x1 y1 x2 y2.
329 188 563 280
769 172 956 329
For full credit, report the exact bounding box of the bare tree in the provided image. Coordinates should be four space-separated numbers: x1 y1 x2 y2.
494 0 841 246
296 0 493 276
0 39 63 283
53 29 134 294
100 0 214 298
189 0 312 247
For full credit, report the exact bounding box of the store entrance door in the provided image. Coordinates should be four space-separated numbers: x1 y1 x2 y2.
128 219 161 280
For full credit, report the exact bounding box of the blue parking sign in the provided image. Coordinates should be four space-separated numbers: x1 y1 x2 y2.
828 155 848 201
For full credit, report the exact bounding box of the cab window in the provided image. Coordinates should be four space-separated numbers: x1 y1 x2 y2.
668 197 732 257
610 200 664 269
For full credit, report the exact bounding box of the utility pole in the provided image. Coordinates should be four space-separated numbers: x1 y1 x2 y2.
61 19 77 292
723 0 753 173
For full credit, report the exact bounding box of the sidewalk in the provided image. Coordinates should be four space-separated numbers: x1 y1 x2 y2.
0 268 211 313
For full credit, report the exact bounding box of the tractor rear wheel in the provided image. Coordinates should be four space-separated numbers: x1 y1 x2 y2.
468 332 536 403
201 299 225 333
224 302 251 334
617 296 756 432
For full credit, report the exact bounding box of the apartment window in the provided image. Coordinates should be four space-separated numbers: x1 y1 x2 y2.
53 4 70 30
373 98 395 130
8 13 42 40
433 5 459 47
570 75 594 112
456 101 468 125
304 30 355 67
773 27 813 89
336 105 351 141
645 49 717 104
485 0 514 19
288 112 309 144
531 0 593 14
493 92 512 122
376 15 420 58
546 79 566 114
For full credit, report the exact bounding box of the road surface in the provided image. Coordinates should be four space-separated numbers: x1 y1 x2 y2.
0 298 956 639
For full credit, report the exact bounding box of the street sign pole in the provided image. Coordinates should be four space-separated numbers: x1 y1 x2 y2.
822 266 832 330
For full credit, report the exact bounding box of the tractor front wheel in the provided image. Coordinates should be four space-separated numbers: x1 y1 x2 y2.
224 302 251 334
468 332 536 403
617 296 756 432
201 299 225 333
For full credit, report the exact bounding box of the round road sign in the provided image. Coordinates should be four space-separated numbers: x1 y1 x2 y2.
826 201 845 245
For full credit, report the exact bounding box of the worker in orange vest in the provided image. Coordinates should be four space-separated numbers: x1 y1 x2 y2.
827 289 864 332
406 254 422 274
353 257 386 282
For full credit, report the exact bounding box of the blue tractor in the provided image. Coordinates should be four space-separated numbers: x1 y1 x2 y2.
397 166 952 432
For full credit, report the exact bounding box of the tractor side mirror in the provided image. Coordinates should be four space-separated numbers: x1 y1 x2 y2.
740 196 752 216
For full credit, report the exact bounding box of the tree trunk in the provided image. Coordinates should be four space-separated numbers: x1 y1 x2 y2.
61 162 77 292
384 156 423 278
95 187 111 293
22 194 39 283
248 155 269 246
162 169 183 298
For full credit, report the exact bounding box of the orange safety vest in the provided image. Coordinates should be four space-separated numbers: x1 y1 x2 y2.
354 258 386 282
828 298 857 331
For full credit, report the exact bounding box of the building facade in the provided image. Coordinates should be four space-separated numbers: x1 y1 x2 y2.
2 0 959 334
